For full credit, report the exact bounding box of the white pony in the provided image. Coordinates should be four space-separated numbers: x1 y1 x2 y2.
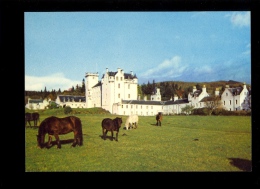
125 114 139 130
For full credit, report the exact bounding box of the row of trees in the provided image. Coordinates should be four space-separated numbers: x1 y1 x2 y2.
25 79 86 105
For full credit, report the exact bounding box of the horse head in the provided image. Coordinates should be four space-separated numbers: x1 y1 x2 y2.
114 117 123 129
36 134 45 148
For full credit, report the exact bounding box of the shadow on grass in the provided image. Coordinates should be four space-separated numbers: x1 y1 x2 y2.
44 139 75 149
228 158 252 171
150 123 161 126
99 135 115 141
25 125 39 129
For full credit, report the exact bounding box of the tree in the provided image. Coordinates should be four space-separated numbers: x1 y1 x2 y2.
81 78 85 93
203 96 222 115
181 105 194 115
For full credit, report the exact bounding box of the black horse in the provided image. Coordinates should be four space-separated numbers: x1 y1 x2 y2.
156 112 163 126
101 117 123 141
37 116 83 149
25 112 40 127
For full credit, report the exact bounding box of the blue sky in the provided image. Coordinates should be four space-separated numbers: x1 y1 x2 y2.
25 11 251 91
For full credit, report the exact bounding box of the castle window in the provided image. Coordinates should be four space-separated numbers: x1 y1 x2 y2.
118 84 120 88
230 100 232 105
146 106 148 109
121 77 123 81
116 76 118 81
118 94 120 98
136 105 138 109
224 101 225 105
122 105 123 108
131 105 133 109
236 100 238 104
151 106 153 109
126 105 128 108
226 93 228 96
128 84 130 89
128 94 130 98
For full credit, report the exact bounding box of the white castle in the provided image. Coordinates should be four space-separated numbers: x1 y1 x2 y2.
26 67 251 115
84 68 251 116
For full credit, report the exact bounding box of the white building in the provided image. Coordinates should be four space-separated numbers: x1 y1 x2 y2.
56 95 86 108
84 68 251 116
221 83 251 111
25 98 50 110
85 68 138 113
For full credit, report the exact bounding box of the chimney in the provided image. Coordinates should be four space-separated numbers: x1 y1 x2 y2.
215 88 219 96
243 82 247 89
202 84 206 93
156 88 160 95
106 68 108 73
193 86 196 93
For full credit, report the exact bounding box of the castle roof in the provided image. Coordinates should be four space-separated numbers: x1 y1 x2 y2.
122 98 189 105
101 71 137 79
57 95 86 102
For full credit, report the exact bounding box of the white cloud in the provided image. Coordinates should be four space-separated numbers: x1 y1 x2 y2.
140 56 187 79
230 12 250 27
25 73 81 91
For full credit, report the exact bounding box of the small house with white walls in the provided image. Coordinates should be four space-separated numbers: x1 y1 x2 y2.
188 85 210 109
25 98 50 110
221 82 250 111
55 95 86 108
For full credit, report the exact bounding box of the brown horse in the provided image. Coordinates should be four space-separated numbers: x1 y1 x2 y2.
37 116 83 149
25 112 40 127
101 117 123 141
156 112 163 126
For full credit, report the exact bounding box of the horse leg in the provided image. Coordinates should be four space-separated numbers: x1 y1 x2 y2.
103 129 107 140
115 131 118 141
46 135 53 148
54 134 61 149
111 131 114 141
72 134 77 147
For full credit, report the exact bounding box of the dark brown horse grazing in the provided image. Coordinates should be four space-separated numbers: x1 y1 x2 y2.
156 112 163 126
101 117 123 141
37 116 83 149
25 112 40 127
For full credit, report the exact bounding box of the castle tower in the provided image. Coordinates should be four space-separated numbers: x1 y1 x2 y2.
151 87 161 101
85 72 99 108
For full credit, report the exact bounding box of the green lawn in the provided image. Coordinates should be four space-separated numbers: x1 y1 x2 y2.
25 112 251 172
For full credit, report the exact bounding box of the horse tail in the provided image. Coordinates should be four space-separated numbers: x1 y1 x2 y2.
74 117 83 146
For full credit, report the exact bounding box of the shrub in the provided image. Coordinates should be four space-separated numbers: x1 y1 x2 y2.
64 106 72 114
192 108 207 115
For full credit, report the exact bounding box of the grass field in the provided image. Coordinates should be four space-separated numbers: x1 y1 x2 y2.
25 110 251 172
